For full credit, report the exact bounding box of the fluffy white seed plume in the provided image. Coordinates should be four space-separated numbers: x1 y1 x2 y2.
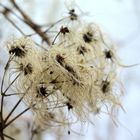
6 6 124 134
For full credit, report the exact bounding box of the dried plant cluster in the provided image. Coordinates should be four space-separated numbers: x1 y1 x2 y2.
7 10 123 129
0 1 124 139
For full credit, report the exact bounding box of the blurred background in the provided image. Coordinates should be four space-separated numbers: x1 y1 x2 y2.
0 0 140 140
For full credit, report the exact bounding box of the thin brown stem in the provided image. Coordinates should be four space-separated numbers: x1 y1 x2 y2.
0 57 12 128
4 107 31 129
3 133 15 140
44 17 67 33
0 134 5 140
3 73 21 94
4 15 25 35
0 125 5 140
4 94 25 123
4 93 24 97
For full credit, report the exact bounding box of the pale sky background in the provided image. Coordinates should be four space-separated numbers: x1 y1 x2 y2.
0 0 140 140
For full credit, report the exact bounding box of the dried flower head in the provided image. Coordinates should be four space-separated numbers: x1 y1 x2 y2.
7 37 35 58
5 4 124 135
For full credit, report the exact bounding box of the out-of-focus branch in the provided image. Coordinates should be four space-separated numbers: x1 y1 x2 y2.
10 0 50 45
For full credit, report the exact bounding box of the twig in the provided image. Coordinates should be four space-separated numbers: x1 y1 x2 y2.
4 107 31 129
4 15 25 35
3 73 21 94
4 94 25 123
3 133 15 140
10 0 50 45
